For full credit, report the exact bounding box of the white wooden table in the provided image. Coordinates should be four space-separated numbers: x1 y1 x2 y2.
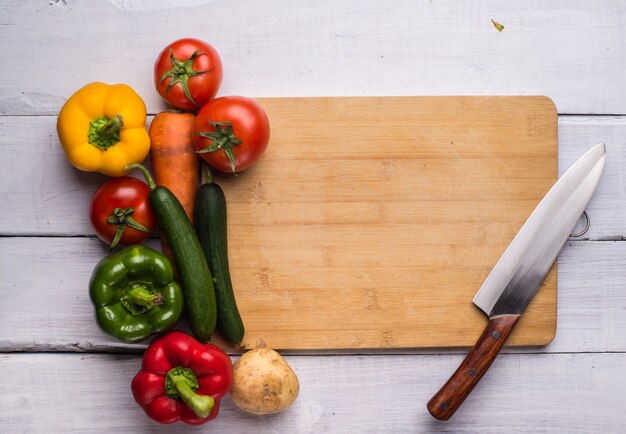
1 1 625 432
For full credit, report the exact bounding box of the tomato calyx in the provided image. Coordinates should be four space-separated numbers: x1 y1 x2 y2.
196 121 242 173
107 206 150 249
157 49 214 107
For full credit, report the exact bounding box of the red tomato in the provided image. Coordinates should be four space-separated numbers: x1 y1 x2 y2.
193 96 270 173
154 38 223 111
89 177 155 248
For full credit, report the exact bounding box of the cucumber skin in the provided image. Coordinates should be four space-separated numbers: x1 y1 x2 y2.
150 186 217 342
194 182 245 345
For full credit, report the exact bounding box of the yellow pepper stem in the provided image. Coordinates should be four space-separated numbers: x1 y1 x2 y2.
88 115 124 150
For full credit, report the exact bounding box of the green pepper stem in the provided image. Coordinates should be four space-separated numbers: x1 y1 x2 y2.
165 367 214 418
125 284 163 307
125 163 156 189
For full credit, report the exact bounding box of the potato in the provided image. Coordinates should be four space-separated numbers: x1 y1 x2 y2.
230 342 300 415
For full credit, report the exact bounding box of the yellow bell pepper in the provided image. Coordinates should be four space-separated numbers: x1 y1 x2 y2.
57 82 151 177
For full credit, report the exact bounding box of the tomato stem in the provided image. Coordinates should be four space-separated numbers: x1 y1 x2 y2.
157 49 214 107
107 207 150 249
195 121 241 173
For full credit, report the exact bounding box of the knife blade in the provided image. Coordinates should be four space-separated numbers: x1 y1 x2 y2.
427 143 606 421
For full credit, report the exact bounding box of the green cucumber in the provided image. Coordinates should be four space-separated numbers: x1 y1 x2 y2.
194 169 245 345
126 164 216 342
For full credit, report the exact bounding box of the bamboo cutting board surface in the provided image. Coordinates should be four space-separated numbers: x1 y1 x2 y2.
216 96 558 350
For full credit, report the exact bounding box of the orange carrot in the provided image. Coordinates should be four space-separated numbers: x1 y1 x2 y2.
149 112 199 261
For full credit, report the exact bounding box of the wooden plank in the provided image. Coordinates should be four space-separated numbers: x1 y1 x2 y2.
0 96 560 349
0 1 625 115
1 352 625 432
2 115 622 239
0 237 621 353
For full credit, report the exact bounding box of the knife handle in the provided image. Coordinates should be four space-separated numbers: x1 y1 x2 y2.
427 314 521 420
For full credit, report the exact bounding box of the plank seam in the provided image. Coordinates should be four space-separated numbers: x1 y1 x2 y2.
1 113 626 118
2 234 622 242
2 349 625 356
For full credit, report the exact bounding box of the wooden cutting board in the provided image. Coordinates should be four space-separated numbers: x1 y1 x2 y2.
215 96 558 350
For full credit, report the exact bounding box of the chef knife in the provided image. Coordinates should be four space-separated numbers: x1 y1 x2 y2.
427 143 606 420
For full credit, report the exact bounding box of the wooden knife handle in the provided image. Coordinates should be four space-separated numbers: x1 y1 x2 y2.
427 314 521 420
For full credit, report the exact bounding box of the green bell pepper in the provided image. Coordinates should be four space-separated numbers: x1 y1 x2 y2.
89 244 184 343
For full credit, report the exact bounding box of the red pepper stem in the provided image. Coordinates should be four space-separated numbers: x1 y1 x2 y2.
165 367 214 419
125 163 156 190
172 376 214 418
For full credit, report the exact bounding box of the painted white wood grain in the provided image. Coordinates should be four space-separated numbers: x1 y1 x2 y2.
1 115 623 238
1 237 624 354
0 2 624 431
1 352 624 433
0 1 624 115
0 115 129 236
549 241 626 353
559 116 626 240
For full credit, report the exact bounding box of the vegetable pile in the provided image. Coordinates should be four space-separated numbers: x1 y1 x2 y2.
57 38 298 425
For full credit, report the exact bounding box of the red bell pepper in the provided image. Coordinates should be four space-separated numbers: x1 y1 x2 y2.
131 331 233 425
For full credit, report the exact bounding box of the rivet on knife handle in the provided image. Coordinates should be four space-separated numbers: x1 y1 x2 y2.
427 314 520 420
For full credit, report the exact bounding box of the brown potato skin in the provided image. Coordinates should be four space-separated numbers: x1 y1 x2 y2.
230 347 300 415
